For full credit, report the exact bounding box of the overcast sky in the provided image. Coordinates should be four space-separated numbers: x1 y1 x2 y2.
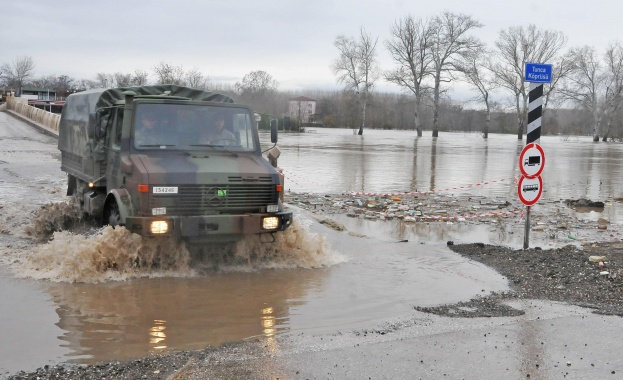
3 0 622 97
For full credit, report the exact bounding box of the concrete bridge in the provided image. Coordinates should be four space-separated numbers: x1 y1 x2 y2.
1 96 60 137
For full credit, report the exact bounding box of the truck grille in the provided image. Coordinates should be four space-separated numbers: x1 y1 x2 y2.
149 183 276 215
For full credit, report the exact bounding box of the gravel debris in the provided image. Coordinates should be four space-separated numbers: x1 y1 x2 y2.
431 242 623 318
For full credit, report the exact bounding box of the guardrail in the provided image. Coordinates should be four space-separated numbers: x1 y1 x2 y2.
5 96 60 136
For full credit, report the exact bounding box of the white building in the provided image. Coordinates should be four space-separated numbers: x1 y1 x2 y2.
288 96 316 123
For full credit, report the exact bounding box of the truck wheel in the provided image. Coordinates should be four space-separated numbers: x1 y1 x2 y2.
103 200 123 227
66 175 77 197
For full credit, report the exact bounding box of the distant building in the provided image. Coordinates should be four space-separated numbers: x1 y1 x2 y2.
288 96 316 123
20 88 57 101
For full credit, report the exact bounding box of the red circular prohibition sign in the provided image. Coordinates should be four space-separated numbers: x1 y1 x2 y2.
517 175 543 206
519 143 545 179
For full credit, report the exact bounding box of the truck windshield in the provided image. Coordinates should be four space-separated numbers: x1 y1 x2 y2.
133 103 257 151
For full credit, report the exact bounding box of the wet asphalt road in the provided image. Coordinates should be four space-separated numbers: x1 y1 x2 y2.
1 111 623 379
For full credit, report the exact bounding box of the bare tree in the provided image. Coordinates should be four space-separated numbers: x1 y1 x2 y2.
236 70 278 96
601 42 623 141
542 52 575 114
0 56 36 96
76 79 98 90
114 72 133 87
235 70 279 114
55 75 75 98
29 74 76 99
185 67 210 89
332 27 379 135
30 75 57 92
132 69 150 86
558 46 607 141
95 72 114 88
492 25 567 139
428 12 483 137
559 43 623 142
457 47 497 138
385 15 434 137
152 62 185 85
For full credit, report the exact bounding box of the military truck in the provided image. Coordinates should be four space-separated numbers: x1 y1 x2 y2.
58 85 292 244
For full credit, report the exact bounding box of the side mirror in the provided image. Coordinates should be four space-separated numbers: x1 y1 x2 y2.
270 119 278 144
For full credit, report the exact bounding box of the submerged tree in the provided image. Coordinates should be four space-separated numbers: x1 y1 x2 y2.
429 12 483 137
457 47 497 138
559 43 623 141
600 43 623 141
385 15 434 137
332 27 379 135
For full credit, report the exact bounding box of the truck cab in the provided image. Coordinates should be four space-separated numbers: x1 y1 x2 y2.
58 85 291 244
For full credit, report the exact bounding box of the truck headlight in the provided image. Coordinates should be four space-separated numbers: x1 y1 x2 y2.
150 221 169 234
262 216 280 230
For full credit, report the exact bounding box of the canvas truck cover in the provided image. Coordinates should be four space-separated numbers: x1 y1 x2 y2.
58 85 234 179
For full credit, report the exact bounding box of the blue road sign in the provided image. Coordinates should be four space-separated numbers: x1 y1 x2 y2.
525 63 553 83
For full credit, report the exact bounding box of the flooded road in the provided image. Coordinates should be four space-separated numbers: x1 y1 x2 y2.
278 129 623 225
1 112 622 378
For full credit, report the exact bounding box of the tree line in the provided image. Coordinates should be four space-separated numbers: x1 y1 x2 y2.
2 12 622 141
331 13 623 141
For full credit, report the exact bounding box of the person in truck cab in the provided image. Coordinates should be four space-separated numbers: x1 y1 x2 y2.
203 112 237 145
135 109 162 146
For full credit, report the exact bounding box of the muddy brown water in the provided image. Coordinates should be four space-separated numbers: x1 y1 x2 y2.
1 113 622 376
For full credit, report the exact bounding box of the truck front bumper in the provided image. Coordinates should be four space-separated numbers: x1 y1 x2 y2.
125 211 293 240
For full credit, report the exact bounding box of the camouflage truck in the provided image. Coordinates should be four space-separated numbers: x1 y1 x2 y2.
58 84 292 244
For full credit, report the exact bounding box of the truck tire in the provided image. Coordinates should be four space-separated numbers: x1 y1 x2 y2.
103 199 124 227
66 175 77 197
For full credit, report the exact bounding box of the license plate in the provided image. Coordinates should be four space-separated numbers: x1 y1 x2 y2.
153 187 178 194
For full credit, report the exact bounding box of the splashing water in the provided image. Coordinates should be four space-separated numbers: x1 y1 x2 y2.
9 200 343 283
194 217 344 271
24 199 84 241
16 227 192 283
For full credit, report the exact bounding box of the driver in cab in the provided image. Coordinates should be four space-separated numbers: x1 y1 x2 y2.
203 112 236 145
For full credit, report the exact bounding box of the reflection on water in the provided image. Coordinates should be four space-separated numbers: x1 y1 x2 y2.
46 268 330 364
261 307 277 337
149 320 167 349
276 130 623 223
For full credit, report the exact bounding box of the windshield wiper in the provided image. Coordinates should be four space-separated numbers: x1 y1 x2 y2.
136 144 191 155
137 144 176 148
189 144 239 157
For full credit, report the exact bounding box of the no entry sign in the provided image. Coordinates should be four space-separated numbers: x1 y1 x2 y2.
517 175 543 206
519 143 545 178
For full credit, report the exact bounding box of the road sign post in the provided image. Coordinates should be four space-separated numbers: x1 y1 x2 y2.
522 63 552 249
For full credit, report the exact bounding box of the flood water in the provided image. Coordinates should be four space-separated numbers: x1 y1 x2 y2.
276 129 623 224
278 129 623 200
1 112 622 377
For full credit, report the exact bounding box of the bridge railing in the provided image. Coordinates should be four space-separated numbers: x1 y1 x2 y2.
5 96 60 136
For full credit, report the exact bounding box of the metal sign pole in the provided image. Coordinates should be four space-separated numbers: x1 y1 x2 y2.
520 63 550 247
524 206 530 249
524 82 543 249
